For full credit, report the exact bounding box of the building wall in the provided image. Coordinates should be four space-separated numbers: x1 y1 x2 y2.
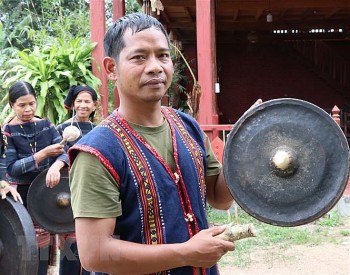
216 41 348 124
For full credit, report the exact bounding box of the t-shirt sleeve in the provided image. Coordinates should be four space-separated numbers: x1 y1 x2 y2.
69 151 122 218
204 133 222 177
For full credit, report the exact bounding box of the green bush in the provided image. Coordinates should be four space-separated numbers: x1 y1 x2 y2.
0 37 101 124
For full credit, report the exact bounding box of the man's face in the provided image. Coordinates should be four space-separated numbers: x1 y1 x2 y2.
112 27 174 104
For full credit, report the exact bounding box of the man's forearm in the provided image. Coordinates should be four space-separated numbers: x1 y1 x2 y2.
206 172 234 210
83 238 188 274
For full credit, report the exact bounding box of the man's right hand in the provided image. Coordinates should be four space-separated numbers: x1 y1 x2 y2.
181 226 235 268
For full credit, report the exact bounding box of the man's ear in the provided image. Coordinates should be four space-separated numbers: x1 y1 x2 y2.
103 57 118 81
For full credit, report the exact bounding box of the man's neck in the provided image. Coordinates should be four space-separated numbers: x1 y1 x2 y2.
118 105 164 127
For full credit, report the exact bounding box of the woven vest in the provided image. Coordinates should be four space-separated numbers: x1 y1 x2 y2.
69 107 219 275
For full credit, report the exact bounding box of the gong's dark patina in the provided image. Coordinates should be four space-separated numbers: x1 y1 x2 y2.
27 167 74 233
224 98 350 226
0 197 38 274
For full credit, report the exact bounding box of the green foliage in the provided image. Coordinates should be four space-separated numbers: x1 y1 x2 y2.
30 0 90 43
0 14 34 76
0 37 101 124
316 210 342 227
0 0 89 50
0 15 31 51
340 230 350 236
165 45 195 114
0 0 98 124
125 0 142 13
0 0 143 123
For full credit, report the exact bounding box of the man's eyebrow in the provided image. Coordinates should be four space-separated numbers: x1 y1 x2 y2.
159 47 171 52
129 48 147 54
130 47 170 54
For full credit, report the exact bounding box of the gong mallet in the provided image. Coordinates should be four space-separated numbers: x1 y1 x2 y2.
59 125 81 145
216 223 257 242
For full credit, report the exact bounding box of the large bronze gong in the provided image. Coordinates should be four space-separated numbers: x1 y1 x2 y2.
0 197 38 274
224 98 349 226
27 167 74 233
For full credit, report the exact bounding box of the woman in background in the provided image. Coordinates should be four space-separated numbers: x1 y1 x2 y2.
56 85 98 149
56 84 98 275
4 80 68 275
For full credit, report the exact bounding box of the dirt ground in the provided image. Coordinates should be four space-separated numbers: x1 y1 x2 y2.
218 217 350 275
48 217 350 275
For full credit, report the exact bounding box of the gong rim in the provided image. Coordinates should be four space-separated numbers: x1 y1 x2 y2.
27 167 74 234
223 98 350 226
0 197 38 274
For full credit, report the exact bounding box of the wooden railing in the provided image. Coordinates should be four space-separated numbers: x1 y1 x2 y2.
341 110 350 144
200 124 233 163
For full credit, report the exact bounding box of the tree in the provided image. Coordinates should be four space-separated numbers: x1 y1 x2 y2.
0 0 96 124
0 37 101 124
0 0 144 123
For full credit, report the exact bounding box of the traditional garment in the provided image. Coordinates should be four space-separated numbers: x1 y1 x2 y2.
3 118 68 275
69 107 220 275
4 119 68 186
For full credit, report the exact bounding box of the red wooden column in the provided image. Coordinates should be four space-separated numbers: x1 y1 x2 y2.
112 0 125 109
196 0 218 125
90 0 108 118
113 0 125 18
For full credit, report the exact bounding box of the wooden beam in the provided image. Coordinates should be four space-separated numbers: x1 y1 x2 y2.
196 0 218 124
232 9 239 21
220 19 350 31
216 31 347 41
255 9 264 21
162 0 350 9
325 8 341 19
161 8 172 24
277 9 288 20
161 9 183 41
111 0 125 109
168 19 350 31
301 9 314 20
90 0 108 118
184 7 194 22
112 0 125 20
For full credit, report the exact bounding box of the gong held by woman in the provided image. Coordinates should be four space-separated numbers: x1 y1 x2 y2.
3 80 68 275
